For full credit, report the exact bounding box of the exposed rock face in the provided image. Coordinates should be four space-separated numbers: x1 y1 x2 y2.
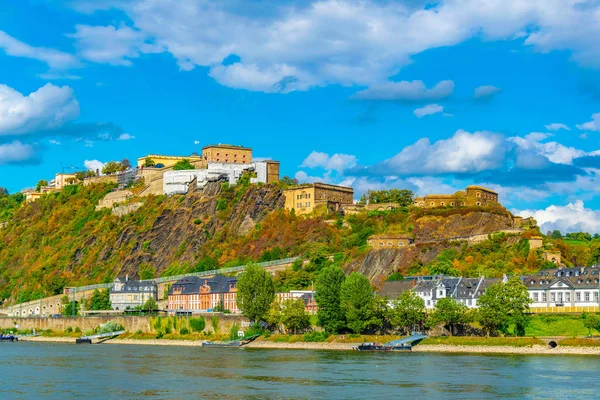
76 181 285 276
411 211 514 241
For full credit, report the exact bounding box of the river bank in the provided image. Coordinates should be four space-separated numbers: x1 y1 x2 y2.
18 336 600 355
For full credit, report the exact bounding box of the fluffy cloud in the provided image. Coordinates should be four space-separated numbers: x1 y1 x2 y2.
64 0 600 92
69 25 158 66
361 129 507 177
576 112 600 131
300 151 357 173
545 123 570 131
353 80 454 101
117 133 135 140
0 30 79 69
414 104 444 118
509 133 585 165
473 85 502 99
0 83 80 136
514 201 600 234
0 141 37 165
84 159 105 172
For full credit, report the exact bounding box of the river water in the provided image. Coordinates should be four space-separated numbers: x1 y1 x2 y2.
1 342 596 399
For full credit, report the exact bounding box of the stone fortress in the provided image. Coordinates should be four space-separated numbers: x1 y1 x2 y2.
413 185 499 208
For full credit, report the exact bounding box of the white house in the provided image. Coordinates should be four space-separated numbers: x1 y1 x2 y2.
524 266 600 310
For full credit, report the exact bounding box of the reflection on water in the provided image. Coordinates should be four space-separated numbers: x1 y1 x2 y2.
0 342 596 399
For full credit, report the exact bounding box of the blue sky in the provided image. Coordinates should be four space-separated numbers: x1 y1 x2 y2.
1 0 600 233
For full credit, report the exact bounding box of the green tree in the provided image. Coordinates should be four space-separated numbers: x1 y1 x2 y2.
551 230 563 239
280 298 311 334
431 298 467 336
0 187 8 196
143 296 158 312
237 264 276 323
36 180 48 191
189 317 206 332
362 189 414 206
61 300 79 316
173 159 195 170
340 272 375 333
102 161 122 175
139 264 157 280
120 158 131 171
316 265 346 333
144 157 156 167
582 313 600 337
391 291 426 334
477 277 531 336
86 289 112 310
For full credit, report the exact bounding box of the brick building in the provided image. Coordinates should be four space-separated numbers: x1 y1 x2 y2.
202 144 252 164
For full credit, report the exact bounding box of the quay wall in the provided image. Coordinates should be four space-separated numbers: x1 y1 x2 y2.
0 314 250 334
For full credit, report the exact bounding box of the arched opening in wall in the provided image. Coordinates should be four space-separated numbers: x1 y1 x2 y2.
548 341 558 349
476 202 481 206
387 242 393 246
399 242 404 246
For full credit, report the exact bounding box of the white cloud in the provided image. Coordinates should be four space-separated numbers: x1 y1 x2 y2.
353 80 454 101
414 103 445 118
48 139 61 145
68 0 600 92
473 85 502 99
84 159 104 172
576 112 600 131
117 133 135 140
69 25 159 66
371 129 507 175
194 140 200 145
84 140 94 147
514 200 600 234
545 123 570 131
0 141 36 165
509 132 585 164
0 83 80 135
0 30 79 69
300 151 357 172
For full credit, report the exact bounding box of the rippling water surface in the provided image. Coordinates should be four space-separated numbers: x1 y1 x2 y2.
1 342 596 399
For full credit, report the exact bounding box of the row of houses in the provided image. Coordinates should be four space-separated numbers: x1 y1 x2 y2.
380 265 600 312
108 274 316 315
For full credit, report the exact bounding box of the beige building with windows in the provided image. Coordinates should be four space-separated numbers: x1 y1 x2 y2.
202 144 252 164
414 185 499 208
367 234 414 249
283 183 354 215
53 173 78 189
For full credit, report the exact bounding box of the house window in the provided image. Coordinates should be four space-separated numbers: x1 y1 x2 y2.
595 292 599 302
306 202 311 207
585 292 590 302
532 293 538 302
576 292 581 301
550 293 555 302
542 293 547 302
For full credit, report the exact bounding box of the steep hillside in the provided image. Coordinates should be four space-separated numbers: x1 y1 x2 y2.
2 181 594 303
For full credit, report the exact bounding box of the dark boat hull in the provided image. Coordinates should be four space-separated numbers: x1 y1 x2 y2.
354 343 412 352
0 336 18 342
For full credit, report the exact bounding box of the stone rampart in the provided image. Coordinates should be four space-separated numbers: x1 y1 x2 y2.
0 314 249 334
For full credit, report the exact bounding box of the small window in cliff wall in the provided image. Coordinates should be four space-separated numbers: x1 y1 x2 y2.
399 242 404 246
379 242 384 246
387 242 392 246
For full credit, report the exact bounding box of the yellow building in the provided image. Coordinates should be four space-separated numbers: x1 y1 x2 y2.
23 190 44 204
54 173 78 189
367 234 414 249
414 185 499 208
283 183 354 215
202 144 252 164
137 153 204 168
